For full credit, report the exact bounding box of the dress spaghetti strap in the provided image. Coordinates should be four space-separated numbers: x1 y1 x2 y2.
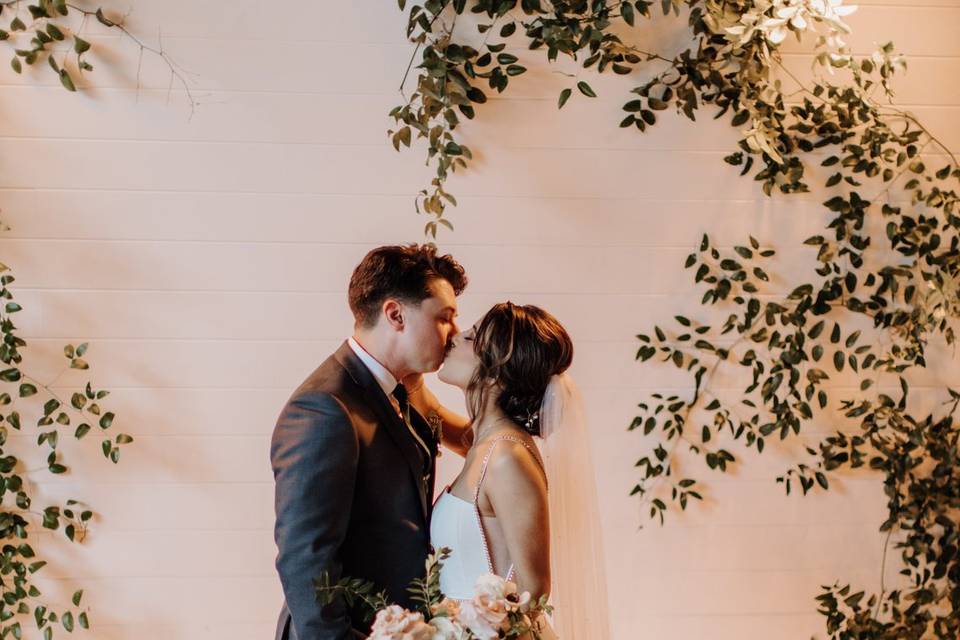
472 435 547 582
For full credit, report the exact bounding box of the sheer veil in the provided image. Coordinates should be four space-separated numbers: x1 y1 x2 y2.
537 374 611 637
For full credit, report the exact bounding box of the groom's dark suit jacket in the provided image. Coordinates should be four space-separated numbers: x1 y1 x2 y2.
271 341 438 640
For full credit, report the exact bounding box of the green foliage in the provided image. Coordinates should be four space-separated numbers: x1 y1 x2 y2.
317 547 553 638
315 571 391 626
0 0 106 86
0 1 196 112
393 1 960 637
0 261 132 638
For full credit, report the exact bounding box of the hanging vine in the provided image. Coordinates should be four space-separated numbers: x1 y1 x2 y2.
391 1 960 637
0 1 191 636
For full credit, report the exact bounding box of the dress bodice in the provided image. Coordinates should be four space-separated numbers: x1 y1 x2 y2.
430 487 502 600
428 435 545 600
428 435 558 639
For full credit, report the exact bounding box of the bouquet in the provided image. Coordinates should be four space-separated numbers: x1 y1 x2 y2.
317 548 553 639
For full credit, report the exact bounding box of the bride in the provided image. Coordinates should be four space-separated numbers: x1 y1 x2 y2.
409 302 610 638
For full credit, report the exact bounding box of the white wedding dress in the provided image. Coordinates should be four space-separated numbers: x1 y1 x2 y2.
430 435 558 639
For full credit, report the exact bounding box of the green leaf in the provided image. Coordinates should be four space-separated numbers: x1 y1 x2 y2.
815 472 828 490
74 36 91 55
95 8 115 26
576 81 596 98
59 69 77 91
44 398 60 416
833 351 845 372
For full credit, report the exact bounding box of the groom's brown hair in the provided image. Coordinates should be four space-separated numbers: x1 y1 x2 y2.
348 244 468 329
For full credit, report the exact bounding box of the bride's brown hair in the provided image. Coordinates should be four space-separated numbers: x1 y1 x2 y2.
466 302 573 436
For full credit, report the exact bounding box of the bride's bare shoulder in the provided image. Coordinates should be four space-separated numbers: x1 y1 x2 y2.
481 434 547 493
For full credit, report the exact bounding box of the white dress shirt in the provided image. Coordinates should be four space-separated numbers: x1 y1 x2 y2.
347 337 430 456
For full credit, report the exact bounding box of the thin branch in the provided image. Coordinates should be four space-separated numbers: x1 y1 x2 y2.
67 3 198 115
875 525 894 618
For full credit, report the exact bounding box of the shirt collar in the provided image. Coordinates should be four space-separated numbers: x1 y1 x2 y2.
347 337 398 398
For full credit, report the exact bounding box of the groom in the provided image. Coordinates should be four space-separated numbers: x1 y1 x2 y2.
271 244 468 639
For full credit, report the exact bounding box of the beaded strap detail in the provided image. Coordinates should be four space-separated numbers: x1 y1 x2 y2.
472 435 547 583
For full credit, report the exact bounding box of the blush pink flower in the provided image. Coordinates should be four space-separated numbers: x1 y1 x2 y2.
458 598 508 640
430 597 461 619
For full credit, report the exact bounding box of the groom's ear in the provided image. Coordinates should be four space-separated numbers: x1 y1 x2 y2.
383 299 405 332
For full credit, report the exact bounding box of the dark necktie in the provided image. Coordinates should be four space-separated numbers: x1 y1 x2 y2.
391 384 434 463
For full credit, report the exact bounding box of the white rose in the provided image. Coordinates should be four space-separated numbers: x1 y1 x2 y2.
458 600 507 640
473 574 509 602
430 615 468 640
472 573 531 612
369 605 435 640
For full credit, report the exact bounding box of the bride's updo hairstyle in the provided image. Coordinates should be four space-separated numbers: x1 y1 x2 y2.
467 302 573 436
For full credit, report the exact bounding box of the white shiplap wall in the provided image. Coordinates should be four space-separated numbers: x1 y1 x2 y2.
0 1 956 638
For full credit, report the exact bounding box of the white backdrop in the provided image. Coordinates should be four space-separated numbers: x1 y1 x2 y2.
0 1 957 638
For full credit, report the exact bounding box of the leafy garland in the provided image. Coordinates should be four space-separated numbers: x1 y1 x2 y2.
0 2 189 637
0 0 195 111
0 260 133 639
391 1 960 637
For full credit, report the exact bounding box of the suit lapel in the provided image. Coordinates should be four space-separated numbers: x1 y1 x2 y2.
334 341 430 520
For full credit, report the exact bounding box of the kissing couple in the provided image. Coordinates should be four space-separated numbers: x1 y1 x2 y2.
271 244 609 639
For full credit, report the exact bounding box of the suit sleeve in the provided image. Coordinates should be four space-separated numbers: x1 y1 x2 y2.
271 390 360 640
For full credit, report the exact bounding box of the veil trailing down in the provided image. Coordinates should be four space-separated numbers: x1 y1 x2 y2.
538 374 611 638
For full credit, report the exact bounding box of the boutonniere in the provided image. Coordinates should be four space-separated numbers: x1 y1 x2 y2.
426 411 443 456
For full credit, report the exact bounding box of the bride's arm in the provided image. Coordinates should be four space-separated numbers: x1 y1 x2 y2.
483 441 551 603
402 374 473 457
